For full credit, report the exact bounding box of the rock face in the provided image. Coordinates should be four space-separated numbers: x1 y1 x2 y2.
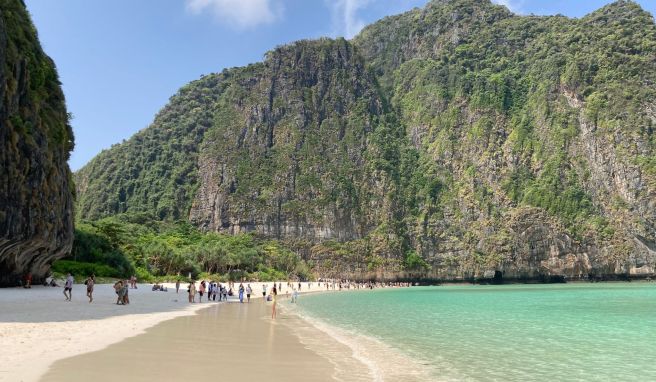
189 39 389 241
0 0 74 286
75 0 656 281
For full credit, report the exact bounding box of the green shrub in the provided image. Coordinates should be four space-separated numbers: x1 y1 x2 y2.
134 267 155 283
51 260 120 278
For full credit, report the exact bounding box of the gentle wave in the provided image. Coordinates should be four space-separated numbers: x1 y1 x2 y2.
282 302 444 382
282 284 656 382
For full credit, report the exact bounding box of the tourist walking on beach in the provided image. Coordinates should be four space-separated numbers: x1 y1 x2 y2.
262 283 267 301
85 275 95 303
271 285 278 319
114 280 123 304
246 284 252 303
189 281 197 303
128 275 136 289
238 283 244 303
175 279 180 294
122 280 130 304
63 273 73 301
199 280 206 302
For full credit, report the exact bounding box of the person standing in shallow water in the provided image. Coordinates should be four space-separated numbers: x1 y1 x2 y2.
188 280 196 303
85 275 95 303
63 273 73 301
271 285 278 319
238 283 244 303
246 284 252 303
175 279 180 294
199 280 206 302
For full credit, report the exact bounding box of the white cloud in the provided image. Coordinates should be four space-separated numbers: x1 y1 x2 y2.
186 0 282 29
491 0 524 14
327 0 372 39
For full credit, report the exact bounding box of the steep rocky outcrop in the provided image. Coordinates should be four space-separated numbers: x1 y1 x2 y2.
0 0 74 286
189 39 390 241
75 0 656 281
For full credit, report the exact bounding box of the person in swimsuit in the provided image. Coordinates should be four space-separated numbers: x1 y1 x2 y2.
189 281 196 303
121 280 130 304
246 284 252 303
63 273 73 301
114 280 123 304
199 280 206 302
86 274 95 303
271 285 278 319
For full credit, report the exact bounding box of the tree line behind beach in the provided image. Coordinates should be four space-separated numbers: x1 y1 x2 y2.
53 213 312 283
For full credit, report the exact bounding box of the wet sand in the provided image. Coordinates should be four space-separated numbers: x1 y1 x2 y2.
41 302 338 382
0 284 209 382
0 281 326 382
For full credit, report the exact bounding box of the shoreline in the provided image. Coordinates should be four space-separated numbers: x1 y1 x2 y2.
0 284 208 382
5 281 647 381
281 300 435 382
0 281 324 382
40 297 348 382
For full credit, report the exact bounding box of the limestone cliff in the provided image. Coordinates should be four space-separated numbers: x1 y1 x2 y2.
189 39 390 241
75 0 656 281
0 0 74 285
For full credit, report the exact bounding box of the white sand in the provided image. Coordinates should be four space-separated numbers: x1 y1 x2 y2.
0 280 322 382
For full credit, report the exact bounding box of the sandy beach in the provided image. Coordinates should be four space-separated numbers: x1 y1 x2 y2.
0 281 330 382
41 302 342 382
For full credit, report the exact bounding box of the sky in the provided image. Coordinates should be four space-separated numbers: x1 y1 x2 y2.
24 0 656 171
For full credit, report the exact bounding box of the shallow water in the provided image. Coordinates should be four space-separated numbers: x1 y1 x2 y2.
292 283 656 381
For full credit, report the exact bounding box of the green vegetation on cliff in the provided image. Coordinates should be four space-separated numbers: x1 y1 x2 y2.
74 0 656 281
0 0 74 285
56 213 311 282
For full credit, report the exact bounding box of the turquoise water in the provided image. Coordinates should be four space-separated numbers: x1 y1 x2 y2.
292 283 656 381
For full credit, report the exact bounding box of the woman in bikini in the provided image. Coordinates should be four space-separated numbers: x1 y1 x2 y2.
271 285 278 319
86 274 95 303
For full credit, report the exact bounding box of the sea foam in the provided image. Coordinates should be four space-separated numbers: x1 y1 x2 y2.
282 302 445 382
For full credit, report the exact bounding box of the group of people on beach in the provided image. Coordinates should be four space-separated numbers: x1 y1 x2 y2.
317 278 412 291
113 279 130 305
52 272 403 318
183 280 256 304
61 273 96 303
178 279 286 318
